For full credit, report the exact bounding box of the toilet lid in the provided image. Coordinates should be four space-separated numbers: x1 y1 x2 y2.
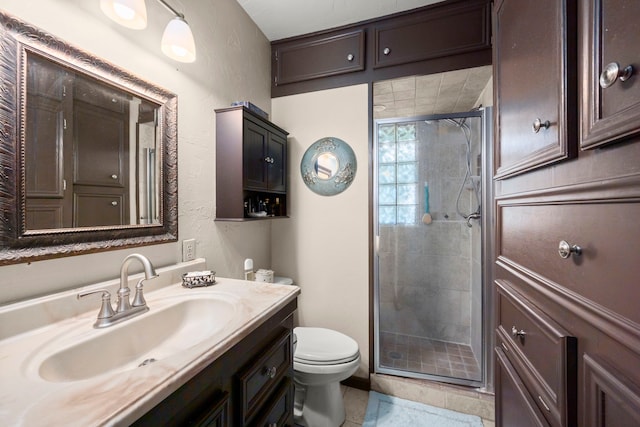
293 327 359 365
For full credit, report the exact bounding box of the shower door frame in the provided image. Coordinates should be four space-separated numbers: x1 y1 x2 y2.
372 107 494 390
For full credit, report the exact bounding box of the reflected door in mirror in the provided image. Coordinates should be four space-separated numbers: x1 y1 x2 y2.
24 52 160 230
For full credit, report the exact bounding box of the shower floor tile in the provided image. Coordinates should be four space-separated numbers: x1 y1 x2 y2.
379 332 481 381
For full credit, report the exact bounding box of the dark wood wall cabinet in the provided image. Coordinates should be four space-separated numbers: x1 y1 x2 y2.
215 106 289 221
132 301 296 427
271 0 492 98
493 1 640 426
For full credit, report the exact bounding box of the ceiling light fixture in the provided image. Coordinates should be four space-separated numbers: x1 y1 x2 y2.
157 0 196 63
100 0 196 63
100 0 148 29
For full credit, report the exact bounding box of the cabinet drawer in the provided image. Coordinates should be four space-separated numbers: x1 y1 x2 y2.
237 330 292 425
250 379 294 427
498 202 640 325
496 347 550 427
497 281 577 426
374 1 490 69
274 30 364 86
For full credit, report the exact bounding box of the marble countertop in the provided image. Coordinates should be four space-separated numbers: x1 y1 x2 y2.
0 260 299 426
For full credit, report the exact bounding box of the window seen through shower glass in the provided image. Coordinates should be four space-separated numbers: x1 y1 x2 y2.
378 123 418 225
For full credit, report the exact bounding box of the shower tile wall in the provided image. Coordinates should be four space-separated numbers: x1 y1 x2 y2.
378 120 480 348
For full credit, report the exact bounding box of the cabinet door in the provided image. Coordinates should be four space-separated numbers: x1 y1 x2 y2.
583 355 640 427
493 0 577 179
274 29 364 86
243 120 269 190
581 0 640 149
374 0 490 69
268 132 287 192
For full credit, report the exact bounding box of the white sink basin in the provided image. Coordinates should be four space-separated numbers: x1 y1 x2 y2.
35 294 237 382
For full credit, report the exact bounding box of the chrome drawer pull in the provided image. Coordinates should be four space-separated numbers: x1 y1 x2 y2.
538 395 551 412
558 240 582 259
599 62 633 89
532 118 551 133
511 326 526 338
347 53 354 61
383 47 391 55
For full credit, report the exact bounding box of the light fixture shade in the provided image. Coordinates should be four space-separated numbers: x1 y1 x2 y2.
100 0 148 29
161 17 196 63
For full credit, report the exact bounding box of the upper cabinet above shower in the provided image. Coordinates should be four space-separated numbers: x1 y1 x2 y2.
271 0 492 98
493 0 577 180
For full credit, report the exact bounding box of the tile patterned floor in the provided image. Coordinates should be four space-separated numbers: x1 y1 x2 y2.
379 331 481 381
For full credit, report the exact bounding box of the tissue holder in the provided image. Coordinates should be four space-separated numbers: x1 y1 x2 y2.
182 270 216 288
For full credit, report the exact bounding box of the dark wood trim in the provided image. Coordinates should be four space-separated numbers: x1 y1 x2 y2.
341 375 371 391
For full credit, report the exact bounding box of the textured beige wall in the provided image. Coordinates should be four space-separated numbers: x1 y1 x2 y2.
0 0 272 303
271 85 370 379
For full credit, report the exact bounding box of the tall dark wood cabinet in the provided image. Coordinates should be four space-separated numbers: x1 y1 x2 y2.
215 106 289 220
493 1 640 426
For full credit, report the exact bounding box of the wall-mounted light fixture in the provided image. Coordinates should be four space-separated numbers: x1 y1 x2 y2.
100 0 196 63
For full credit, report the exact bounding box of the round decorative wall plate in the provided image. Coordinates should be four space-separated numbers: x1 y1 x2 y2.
300 137 357 196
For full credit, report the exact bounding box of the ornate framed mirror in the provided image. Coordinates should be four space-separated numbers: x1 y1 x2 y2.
300 137 357 196
0 12 178 265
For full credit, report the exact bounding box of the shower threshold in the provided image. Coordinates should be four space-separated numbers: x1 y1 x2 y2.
379 331 482 385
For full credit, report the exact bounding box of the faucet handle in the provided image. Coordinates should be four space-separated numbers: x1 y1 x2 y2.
132 279 148 308
77 289 115 319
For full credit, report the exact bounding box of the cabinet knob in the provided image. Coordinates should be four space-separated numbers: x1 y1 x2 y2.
599 62 633 89
111 201 119 206
383 47 391 55
264 366 277 379
532 118 551 133
558 240 582 259
264 157 274 164
511 326 526 338
111 174 118 180
268 423 277 427
347 53 354 61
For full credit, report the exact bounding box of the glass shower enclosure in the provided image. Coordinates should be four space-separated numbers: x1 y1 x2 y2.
374 108 493 388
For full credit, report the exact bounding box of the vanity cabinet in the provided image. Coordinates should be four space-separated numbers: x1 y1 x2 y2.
132 300 296 427
215 106 289 220
493 1 640 426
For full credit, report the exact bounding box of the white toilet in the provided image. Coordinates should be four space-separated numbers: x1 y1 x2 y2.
272 276 361 427
292 327 360 427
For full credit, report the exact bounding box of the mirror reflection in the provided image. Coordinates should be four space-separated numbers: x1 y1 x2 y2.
25 52 161 230
314 152 339 179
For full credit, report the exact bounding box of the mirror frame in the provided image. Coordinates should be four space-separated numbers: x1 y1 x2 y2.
0 12 178 265
300 137 357 196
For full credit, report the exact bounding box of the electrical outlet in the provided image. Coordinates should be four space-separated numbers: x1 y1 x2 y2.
182 239 196 261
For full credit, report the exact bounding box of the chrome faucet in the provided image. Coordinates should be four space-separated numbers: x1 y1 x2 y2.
465 211 481 228
78 254 158 328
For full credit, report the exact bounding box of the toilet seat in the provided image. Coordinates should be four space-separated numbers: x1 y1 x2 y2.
294 327 359 365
